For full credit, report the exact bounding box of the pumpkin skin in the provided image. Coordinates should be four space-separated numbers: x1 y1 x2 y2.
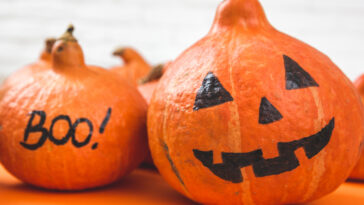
138 81 159 104
138 64 166 104
0 26 148 190
350 75 364 180
147 0 364 204
137 64 167 165
110 47 151 86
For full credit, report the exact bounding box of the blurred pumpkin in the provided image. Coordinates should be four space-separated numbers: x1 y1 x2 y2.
0 25 148 190
138 64 165 104
137 63 167 165
147 0 364 204
350 75 364 180
110 47 151 86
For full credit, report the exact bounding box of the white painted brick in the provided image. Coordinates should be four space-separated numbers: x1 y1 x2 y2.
0 0 363 80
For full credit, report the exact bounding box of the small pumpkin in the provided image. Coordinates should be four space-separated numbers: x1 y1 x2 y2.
350 75 364 180
138 64 165 104
110 47 151 86
137 64 167 165
147 0 364 204
0 25 148 190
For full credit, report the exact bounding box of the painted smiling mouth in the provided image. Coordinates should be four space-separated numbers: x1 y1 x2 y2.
193 118 335 183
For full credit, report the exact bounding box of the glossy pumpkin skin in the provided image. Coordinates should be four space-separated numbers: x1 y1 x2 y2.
147 0 364 204
350 75 364 180
0 27 148 190
110 47 151 86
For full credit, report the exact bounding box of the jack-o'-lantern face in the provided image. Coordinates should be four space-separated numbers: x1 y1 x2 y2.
147 0 364 204
192 55 335 183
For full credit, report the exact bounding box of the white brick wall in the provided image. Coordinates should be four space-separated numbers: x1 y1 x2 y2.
0 0 363 80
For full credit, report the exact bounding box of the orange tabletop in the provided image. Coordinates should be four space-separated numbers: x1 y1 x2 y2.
0 165 363 205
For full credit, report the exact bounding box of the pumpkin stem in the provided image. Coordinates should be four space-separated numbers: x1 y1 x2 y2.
210 0 271 32
45 38 56 53
58 24 77 42
52 24 86 69
39 38 56 62
112 47 147 64
112 47 126 57
139 64 164 84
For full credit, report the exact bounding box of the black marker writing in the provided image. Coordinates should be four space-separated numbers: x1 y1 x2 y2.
20 107 112 151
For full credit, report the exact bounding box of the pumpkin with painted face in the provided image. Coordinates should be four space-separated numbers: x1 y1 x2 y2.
147 0 364 204
350 75 364 180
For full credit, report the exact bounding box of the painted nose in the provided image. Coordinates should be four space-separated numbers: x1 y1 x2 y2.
259 97 282 124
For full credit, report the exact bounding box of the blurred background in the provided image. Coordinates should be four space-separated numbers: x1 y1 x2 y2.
0 0 363 81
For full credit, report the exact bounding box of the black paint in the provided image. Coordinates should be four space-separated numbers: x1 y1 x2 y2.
193 118 335 183
193 72 233 111
284 55 319 90
259 97 283 124
99 108 112 134
20 111 49 150
92 143 98 150
71 118 93 148
21 108 111 151
49 115 73 145
162 140 186 187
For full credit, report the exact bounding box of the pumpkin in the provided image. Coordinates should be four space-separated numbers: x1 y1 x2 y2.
136 64 167 165
138 64 165 104
147 0 364 204
350 75 364 180
0 25 148 190
110 47 151 86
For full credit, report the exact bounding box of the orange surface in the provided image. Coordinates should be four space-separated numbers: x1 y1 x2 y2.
0 165 363 205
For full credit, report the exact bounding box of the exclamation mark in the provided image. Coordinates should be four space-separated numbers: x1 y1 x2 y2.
92 107 112 150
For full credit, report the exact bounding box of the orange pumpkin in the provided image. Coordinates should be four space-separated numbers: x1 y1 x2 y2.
136 64 166 165
0 25 148 190
147 0 364 204
110 47 151 86
138 64 165 104
350 75 364 180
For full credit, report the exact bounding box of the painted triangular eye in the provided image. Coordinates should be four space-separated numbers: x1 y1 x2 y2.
284 55 319 90
259 97 283 124
193 72 233 111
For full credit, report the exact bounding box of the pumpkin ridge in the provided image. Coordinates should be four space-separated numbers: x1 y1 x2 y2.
270 34 329 202
227 26 255 205
160 94 191 197
302 87 327 200
161 139 186 187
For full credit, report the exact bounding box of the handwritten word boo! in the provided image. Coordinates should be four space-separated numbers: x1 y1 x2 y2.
20 108 112 151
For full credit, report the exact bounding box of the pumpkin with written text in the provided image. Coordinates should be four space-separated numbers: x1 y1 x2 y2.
0 25 148 190
110 47 151 86
350 75 364 180
147 0 364 204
